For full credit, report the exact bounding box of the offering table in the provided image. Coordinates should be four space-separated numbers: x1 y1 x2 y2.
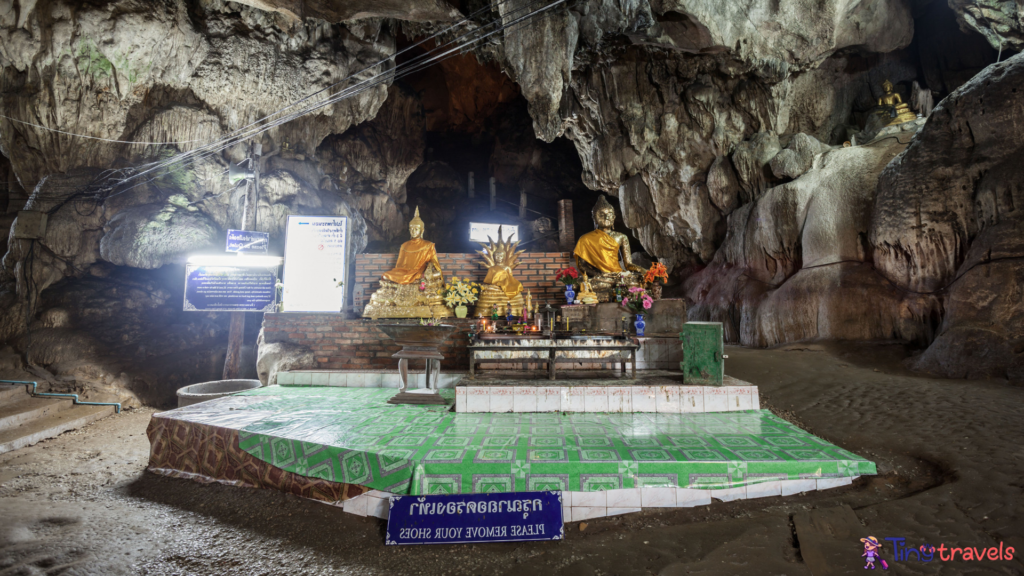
468 335 639 380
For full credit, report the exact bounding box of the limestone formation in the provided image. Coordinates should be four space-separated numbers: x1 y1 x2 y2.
873 52 1024 380
0 0 1021 404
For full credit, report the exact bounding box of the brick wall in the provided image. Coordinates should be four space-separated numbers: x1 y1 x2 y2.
263 314 479 370
352 252 574 311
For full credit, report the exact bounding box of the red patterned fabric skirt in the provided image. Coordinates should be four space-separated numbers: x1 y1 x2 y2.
146 413 369 504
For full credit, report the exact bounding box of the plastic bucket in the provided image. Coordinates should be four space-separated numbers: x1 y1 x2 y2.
176 379 262 407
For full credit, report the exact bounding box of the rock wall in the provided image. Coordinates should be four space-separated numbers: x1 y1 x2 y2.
873 53 1024 379
0 0 1022 404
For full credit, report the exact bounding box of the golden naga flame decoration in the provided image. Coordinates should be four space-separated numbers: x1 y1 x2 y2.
475 226 527 316
476 226 525 271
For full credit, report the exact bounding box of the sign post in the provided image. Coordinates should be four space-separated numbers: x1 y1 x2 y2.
386 491 563 545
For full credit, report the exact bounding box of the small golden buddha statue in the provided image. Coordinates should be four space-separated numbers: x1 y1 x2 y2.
577 273 599 305
573 195 643 301
474 226 525 317
362 207 452 319
878 80 917 126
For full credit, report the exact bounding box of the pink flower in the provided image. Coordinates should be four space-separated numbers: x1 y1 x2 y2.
621 298 629 306
642 299 652 310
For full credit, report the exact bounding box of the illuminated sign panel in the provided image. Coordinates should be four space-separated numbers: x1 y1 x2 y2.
183 264 278 312
469 222 518 243
282 216 348 312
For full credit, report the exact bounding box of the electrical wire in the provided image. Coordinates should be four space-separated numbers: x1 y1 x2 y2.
107 0 566 192
27 0 567 213
0 113 207 145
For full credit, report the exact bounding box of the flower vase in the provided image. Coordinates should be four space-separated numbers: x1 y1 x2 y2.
565 285 575 304
634 314 646 337
454 305 468 318
650 284 663 300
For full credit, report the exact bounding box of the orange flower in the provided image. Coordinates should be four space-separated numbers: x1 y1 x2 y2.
644 262 668 284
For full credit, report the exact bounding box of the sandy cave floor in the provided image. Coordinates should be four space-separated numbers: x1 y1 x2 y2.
0 344 1022 576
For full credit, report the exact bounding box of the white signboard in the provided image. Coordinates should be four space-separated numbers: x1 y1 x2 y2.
469 222 518 243
282 216 348 312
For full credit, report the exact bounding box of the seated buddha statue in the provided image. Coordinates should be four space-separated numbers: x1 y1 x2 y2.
878 79 918 126
474 226 525 316
362 207 452 319
577 273 599 305
573 195 643 302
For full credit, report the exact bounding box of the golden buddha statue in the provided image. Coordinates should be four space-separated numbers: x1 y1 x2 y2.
474 226 525 316
878 80 917 126
362 207 452 319
577 273 599 305
573 195 643 301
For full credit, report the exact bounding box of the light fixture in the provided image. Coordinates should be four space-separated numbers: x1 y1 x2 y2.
228 161 255 185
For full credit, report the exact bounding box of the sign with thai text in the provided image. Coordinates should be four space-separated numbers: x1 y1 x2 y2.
282 216 348 312
385 491 563 545
226 229 269 253
183 265 277 312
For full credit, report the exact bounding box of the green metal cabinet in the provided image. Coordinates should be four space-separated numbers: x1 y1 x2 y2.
681 322 724 386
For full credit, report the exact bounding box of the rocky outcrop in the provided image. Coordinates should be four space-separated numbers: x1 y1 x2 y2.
0 0 1021 401
949 0 1024 52
256 339 315 386
686 134 940 346
872 53 1024 380
316 85 425 244
233 0 461 24
0 0 396 192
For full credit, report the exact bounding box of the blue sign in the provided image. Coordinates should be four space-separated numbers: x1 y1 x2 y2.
226 229 269 253
386 491 563 545
183 265 277 312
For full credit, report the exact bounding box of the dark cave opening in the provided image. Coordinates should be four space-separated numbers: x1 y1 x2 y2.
387 30 637 255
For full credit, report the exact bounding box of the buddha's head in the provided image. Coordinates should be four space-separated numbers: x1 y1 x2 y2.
409 206 425 239
592 194 616 230
882 80 894 94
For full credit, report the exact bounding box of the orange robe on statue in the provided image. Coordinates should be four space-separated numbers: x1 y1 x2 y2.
483 265 523 301
574 230 622 273
382 238 437 284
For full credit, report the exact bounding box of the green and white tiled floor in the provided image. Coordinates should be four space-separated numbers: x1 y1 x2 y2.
162 386 875 521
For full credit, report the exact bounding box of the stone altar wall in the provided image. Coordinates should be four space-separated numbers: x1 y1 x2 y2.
262 314 478 371
352 252 575 311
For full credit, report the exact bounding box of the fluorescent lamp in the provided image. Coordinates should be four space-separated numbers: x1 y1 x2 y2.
187 254 283 267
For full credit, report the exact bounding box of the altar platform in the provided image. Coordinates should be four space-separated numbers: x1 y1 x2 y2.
147 385 875 523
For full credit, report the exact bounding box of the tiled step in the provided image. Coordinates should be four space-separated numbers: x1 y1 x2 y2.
456 383 759 413
334 477 858 522
0 397 74 432
0 404 115 454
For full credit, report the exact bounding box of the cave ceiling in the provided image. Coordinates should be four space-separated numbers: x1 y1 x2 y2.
0 0 1023 404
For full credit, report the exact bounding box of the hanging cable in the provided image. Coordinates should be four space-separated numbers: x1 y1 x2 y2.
0 114 207 145
36 0 568 211
110 0 566 190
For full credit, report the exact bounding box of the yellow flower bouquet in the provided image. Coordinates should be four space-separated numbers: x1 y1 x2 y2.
439 277 481 317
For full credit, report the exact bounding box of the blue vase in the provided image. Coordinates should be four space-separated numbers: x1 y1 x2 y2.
565 285 575 304
634 314 646 337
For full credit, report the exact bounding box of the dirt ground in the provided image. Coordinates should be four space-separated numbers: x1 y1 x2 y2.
1 343 1022 576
